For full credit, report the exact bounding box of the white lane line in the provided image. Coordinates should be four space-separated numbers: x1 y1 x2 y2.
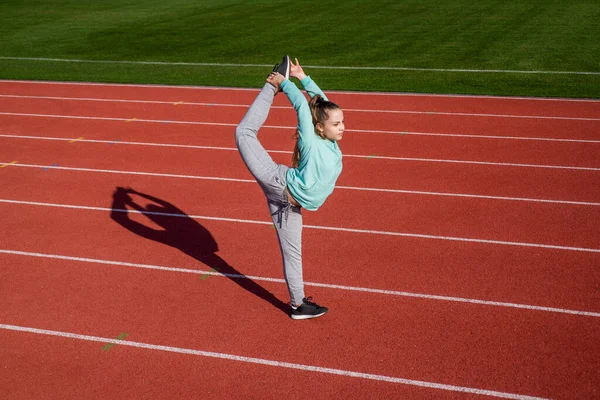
1 111 599 144
2 79 599 103
2 94 598 121
0 323 548 400
345 155 600 171
1 198 599 253
1 123 599 169
335 185 600 207
3 161 256 182
0 133 246 152
348 129 600 144
4 134 600 172
0 111 240 127
350 109 600 121
0 55 597 77
1 248 598 318
3 161 600 207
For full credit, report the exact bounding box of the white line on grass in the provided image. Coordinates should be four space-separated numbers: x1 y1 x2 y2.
0 323 548 399
2 94 598 121
1 198 599 253
2 160 599 206
3 79 599 103
1 248 598 318
0 56 597 77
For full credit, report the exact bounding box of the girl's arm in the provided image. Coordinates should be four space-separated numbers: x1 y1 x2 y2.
300 76 328 101
280 79 314 142
290 57 328 101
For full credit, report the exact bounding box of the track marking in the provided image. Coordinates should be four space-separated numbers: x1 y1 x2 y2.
2 161 599 206
346 128 600 144
1 248 598 318
101 333 128 351
3 79 599 102
0 55 597 77
5 133 600 164
1 199 599 253
1 111 598 144
68 136 83 143
349 108 600 121
1 160 18 168
347 156 600 171
2 130 600 170
334 185 600 206
0 323 548 399
6 158 600 205
2 94 598 121
125 117 137 123
41 163 58 171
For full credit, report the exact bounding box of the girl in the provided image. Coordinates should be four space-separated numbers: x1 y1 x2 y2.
235 56 344 320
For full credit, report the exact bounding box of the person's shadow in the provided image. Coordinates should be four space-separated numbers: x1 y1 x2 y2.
110 187 288 314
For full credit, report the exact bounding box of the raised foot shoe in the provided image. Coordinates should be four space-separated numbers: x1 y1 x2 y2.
272 55 291 80
290 297 328 320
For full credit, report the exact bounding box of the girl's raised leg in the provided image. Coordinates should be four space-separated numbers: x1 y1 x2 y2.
234 82 279 186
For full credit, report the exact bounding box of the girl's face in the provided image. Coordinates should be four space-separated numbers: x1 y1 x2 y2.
317 109 345 141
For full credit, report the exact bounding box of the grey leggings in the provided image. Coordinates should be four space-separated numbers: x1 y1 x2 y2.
235 83 305 305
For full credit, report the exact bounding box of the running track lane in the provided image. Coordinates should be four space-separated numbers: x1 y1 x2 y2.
1 79 600 398
1 111 600 170
2 79 600 118
1 251 598 398
0 327 470 400
1 180 598 315
1 93 600 143
1 139 599 248
1 94 600 306
1 131 599 203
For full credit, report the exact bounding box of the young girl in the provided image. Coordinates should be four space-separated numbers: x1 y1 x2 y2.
235 56 344 320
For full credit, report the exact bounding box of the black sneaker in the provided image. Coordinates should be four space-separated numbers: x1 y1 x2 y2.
272 55 291 80
290 297 328 320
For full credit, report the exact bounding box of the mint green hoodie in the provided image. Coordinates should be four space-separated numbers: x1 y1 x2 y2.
281 76 343 211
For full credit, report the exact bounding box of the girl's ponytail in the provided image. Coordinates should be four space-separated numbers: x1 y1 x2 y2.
309 94 323 122
291 94 340 168
291 132 301 168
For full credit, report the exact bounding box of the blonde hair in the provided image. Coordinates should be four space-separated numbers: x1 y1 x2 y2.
291 95 340 168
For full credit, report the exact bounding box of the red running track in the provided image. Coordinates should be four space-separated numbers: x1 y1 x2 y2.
0 80 599 399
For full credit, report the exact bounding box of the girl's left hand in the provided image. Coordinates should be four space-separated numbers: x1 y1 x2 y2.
290 58 307 80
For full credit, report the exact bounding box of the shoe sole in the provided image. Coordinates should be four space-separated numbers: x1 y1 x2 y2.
272 56 290 80
281 55 290 79
290 310 328 320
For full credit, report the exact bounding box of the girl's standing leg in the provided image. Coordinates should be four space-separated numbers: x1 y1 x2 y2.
267 169 305 306
235 82 306 306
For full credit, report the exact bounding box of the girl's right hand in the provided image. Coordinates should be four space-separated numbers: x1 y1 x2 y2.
267 72 285 90
290 58 307 80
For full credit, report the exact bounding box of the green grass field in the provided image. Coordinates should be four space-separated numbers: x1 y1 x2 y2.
1 0 599 98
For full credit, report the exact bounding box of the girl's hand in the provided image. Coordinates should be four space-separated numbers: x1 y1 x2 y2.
266 72 285 90
290 58 307 80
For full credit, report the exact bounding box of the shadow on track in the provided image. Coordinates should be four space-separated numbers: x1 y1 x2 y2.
110 186 288 315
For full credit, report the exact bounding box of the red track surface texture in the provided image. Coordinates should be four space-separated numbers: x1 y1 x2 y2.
1 80 599 399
